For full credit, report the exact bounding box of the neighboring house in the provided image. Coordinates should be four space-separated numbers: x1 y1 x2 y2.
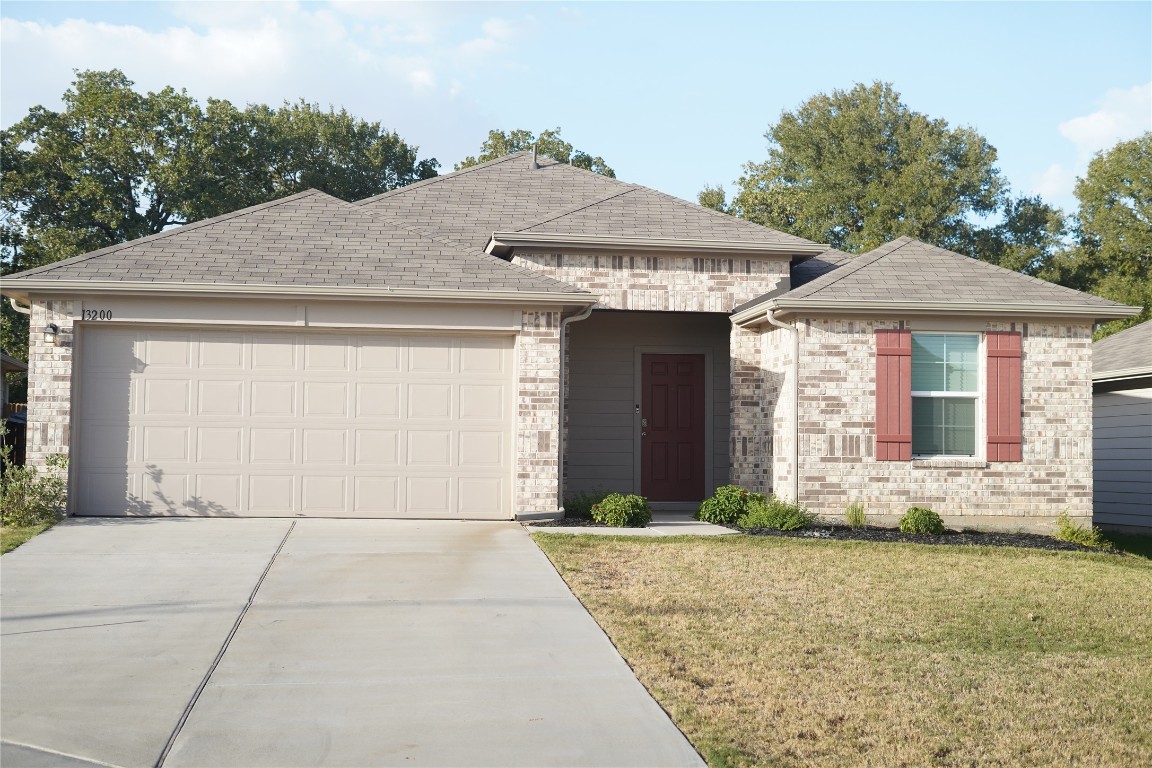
1 350 28 466
1 152 1139 529
1092 321 1152 531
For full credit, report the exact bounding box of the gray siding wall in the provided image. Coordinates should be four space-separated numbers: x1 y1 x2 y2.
1093 387 1152 530
565 311 731 501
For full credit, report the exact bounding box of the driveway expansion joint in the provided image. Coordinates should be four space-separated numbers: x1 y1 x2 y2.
153 520 297 768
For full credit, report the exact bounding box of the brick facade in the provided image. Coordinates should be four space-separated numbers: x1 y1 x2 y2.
729 324 770 492
25 299 74 471
512 249 789 312
765 316 1094 531
515 310 563 514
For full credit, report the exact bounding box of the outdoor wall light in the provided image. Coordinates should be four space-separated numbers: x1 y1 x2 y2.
44 323 61 346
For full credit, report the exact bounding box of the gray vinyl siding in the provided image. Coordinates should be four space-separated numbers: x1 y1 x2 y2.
565 310 731 501
1093 387 1152 531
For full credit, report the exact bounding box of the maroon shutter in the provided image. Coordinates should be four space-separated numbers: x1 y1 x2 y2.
875 329 912 461
986 331 1023 462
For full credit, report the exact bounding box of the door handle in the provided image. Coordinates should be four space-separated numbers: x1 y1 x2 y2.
641 431 647 438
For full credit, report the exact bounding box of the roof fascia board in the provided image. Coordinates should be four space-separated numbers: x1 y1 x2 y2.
487 232 827 258
1092 367 1152 382
2 280 597 306
732 299 1141 326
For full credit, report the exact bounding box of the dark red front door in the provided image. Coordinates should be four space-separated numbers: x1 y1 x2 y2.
641 354 706 501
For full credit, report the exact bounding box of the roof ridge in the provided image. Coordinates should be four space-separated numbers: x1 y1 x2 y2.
353 152 529 206
8 189 333 280
636 186 823 245
510 186 640 233
783 238 908 299
915 238 1134 306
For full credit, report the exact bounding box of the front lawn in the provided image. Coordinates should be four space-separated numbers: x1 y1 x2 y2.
534 534 1152 767
1 522 54 554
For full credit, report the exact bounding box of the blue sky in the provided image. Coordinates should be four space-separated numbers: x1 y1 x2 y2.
3 1 1149 216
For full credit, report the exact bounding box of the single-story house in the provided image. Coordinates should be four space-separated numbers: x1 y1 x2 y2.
2 152 1139 529
1092 320 1151 531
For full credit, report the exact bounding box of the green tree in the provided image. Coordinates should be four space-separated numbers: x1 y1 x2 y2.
1 69 438 362
455 127 615 177
966 194 1068 276
1057 133 1152 337
697 184 729 213
731 81 1004 252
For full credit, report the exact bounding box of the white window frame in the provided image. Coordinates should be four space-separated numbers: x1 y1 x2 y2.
910 331 984 459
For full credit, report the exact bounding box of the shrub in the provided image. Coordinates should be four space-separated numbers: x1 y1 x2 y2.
845 501 867 530
591 493 652 528
899 506 946 535
696 485 761 525
563 489 610 520
1 451 69 528
1054 509 1112 549
738 495 817 531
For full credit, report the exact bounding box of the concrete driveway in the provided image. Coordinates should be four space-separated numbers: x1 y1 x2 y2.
1 518 703 767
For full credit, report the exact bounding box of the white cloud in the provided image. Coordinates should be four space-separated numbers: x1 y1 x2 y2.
1058 81 1152 160
1030 82 1152 209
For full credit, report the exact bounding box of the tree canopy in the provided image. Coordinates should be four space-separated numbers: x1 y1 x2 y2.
455 127 615 177
1 69 439 359
729 82 1004 253
1057 133 1152 335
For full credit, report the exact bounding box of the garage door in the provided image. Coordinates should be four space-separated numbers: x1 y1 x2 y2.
75 328 514 518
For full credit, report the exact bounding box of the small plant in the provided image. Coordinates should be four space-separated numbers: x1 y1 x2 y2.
591 493 652 528
738 495 818 531
563 489 610 520
899 506 946 535
696 485 762 525
1 432 69 527
1054 509 1112 549
845 501 868 530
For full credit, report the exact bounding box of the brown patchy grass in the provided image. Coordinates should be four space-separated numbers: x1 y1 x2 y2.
533 534 1152 767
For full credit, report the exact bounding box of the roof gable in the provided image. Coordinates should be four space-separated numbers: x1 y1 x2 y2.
358 151 821 253
780 236 1132 310
5 189 586 295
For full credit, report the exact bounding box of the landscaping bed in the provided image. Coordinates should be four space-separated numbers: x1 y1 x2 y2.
739 524 1125 553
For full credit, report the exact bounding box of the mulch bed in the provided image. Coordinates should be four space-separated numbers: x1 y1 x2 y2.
527 518 1121 554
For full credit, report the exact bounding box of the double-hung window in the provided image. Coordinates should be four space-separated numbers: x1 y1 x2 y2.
910 334 979 457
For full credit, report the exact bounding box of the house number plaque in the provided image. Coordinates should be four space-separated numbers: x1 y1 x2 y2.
81 309 113 320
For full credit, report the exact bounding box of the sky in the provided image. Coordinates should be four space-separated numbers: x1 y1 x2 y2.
2 1 1150 216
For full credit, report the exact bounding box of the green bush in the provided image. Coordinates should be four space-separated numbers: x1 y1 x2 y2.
1 453 69 528
845 501 867 530
696 485 762 525
591 493 652 528
563 489 609 520
1054 510 1112 549
738 495 817 531
899 506 946 535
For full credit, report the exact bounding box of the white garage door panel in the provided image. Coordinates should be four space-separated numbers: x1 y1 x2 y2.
76 329 513 519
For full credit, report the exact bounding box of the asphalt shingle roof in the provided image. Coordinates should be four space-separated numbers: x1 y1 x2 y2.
514 186 818 248
789 249 854 288
6 189 585 294
777 236 1133 310
1094 320 1152 375
358 151 819 252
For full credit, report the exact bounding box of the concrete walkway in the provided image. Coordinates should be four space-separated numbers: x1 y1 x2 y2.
528 512 738 536
1 518 703 768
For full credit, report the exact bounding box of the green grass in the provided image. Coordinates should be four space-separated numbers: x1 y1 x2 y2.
1 522 54 554
534 533 1152 767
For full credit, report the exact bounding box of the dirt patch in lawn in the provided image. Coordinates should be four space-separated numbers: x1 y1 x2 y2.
534 534 1152 767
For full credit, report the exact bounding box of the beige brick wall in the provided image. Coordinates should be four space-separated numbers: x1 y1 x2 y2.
25 299 75 471
777 316 1094 531
516 310 562 514
729 324 771 492
513 249 789 312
